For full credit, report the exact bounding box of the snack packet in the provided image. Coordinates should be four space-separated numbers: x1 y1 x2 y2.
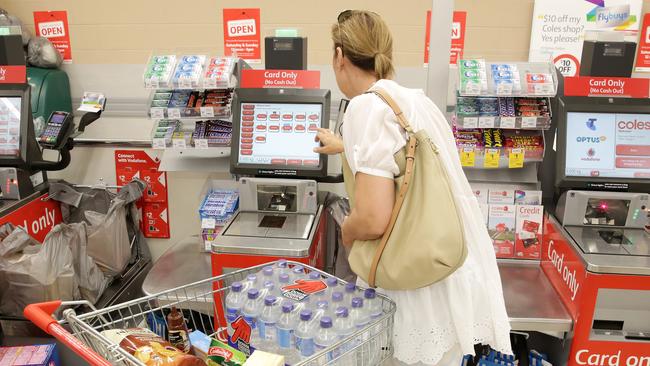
206 338 246 366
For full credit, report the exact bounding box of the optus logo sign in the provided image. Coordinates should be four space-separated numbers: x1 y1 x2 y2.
576 136 607 143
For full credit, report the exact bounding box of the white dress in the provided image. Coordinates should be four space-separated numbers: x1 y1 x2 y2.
342 79 512 365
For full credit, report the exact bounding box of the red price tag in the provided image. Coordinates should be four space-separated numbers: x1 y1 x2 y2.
554 54 580 77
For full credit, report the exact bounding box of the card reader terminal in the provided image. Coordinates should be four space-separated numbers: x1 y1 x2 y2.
39 111 73 149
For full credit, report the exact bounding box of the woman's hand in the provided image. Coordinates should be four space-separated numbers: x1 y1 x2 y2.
342 217 354 249
314 128 344 155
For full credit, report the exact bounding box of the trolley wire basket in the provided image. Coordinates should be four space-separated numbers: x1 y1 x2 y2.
25 261 396 366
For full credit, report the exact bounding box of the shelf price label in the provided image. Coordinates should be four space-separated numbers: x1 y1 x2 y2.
463 117 478 129
460 147 475 167
200 107 215 118
167 108 181 119
201 218 216 229
150 107 165 119
152 138 167 149
521 117 538 128
478 116 495 128
462 81 482 95
483 148 500 168
195 139 209 149
508 148 525 169
500 117 516 129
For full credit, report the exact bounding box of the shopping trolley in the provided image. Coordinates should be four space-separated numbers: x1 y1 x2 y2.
25 261 396 366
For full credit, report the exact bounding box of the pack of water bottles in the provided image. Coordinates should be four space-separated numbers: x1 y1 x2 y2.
223 260 396 365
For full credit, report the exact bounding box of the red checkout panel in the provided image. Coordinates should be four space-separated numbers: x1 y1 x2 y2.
211 88 332 323
542 87 650 366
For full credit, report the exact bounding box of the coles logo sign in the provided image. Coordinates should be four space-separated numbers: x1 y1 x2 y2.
38 20 65 38
618 118 650 130
227 18 256 37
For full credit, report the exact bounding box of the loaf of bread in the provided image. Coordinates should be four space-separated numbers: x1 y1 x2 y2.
102 328 206 366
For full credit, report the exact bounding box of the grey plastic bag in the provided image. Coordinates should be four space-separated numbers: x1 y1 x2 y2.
27 36 63 69
0 224 79 317
84 197 132 275
48 222 109 304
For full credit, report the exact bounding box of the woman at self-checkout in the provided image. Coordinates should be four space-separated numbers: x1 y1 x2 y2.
315 10 512 366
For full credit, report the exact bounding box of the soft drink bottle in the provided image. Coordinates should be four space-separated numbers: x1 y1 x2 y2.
242 289 263 348
334 307 356 366
225 281 245 316
314 316 339 365
295 309 316 360
276 302 299 364
259 295 281 351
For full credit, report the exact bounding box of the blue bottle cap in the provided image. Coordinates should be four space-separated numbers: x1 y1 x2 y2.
351 297 363 308
247 274 257 282
279 273 290 283
282 302 294 313
364 288 377 299
231 281 243 292
247 288 259 299
316 300 329 309
276 259 288 268
345 283 356 293
320 316 333 328
335 306 349 318
263 266 274 276
326 277 338 286
300 309 312 321
226 308 238 314
308 272 321 280
264 295 277 306
264 280 274 289
331 291 344 302
292 265 304 273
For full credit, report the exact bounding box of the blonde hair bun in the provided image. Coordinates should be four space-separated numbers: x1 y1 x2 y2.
332 10 394 79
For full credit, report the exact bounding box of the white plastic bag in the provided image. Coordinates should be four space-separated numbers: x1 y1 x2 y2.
85 197 132 276
0 224 78 317
48 222 109 304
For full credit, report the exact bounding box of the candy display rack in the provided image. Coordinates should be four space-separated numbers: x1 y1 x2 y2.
458 60 558 97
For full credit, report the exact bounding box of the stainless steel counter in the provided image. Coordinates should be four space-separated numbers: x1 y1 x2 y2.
143 236 573 335
499 260 572 334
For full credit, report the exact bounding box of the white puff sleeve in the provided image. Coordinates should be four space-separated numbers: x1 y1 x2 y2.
342 93 407 179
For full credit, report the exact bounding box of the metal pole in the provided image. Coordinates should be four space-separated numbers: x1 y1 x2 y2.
426 0 455 110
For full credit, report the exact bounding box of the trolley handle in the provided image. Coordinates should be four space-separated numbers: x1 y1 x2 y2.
24 301 113 366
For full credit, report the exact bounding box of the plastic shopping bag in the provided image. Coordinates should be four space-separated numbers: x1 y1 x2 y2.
47 222 109 304
0 223 79 317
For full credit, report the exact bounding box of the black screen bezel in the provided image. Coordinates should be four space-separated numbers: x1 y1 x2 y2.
230 88 330 178
0 84 30 166
555 96 650 193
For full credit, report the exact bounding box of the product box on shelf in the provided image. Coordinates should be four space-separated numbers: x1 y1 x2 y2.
488 189 515 204
514 190 542 205
0 344 60 366
172 55 206 89
199 188 239 251
143 55 177 89
149 89 233 119
515 205 543 259
457 60 557 97
488 204 516 258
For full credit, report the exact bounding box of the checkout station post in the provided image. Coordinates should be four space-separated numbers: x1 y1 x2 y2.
541 85 650 364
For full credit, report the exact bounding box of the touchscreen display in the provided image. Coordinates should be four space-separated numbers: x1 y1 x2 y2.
565 112 650 179
238 102 322 166
0 97 21 156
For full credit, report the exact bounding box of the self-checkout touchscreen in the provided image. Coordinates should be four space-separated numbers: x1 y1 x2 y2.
237 102 322 167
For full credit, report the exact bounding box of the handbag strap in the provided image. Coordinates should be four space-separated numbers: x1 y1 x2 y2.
366 88 417 288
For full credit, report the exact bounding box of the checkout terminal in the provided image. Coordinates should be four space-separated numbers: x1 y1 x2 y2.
212 88 331 277
543 94 650 364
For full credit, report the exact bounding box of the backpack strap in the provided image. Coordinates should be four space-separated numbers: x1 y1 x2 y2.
365 88 416 288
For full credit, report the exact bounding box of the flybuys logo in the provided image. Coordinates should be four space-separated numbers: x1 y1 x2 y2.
587 4 636 28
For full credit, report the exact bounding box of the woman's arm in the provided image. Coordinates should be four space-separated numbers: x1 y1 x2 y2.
342 172 395 247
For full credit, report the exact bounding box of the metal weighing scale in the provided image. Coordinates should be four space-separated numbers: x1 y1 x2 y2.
555 190 650 274
214 177 323 257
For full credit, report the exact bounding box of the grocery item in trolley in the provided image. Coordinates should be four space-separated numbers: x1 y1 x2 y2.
101 328 206 366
